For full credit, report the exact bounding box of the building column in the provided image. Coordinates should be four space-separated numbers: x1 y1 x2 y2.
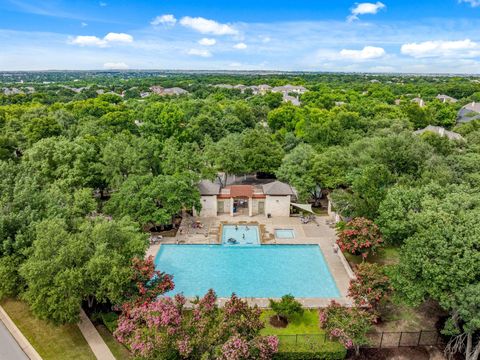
230 198 235 217
248 197 253 217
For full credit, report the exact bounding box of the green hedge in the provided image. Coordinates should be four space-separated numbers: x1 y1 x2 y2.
274 342 346 360
274 350 346 360
100 312 118 333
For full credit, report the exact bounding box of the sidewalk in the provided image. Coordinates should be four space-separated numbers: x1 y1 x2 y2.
0 305 42 360
78 309 116 360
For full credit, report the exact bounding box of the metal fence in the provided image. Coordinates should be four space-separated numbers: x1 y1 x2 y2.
277 330 442 351
365 330 442 348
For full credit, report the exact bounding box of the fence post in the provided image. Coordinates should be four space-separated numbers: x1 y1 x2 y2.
417 330 422 346
379 332 384 348
295 334 298 345
398 332 403 347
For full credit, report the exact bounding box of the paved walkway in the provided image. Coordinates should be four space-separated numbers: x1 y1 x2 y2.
0 320 29 360
77 309 115 360
0 305 41 360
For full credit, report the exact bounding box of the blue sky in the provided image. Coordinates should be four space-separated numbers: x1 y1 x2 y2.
0 0 479 73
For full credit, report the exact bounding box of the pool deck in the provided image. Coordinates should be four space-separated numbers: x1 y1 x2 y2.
148 214 354 308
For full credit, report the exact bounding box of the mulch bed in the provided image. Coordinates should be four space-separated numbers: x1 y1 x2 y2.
269 315 288 328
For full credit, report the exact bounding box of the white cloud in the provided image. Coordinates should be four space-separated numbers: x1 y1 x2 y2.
401 39 480 58
70 35 108 47
69 32 133 47
198 38 216 46
460 0 480 7
348 2 386 22
99 2 107 7
180 16 238 35
187 48 212 57
81 22 88 28
151 14 177 26
103 32 133 43
103 62 129 70
260 36 271 43
340 46 386 60
233 42 247 50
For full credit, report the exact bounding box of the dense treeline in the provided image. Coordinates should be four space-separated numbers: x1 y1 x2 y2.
0 73 479 356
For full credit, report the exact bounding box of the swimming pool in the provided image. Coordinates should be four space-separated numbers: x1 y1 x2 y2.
222 225 259 245
275 229 295 239
155 244 340 298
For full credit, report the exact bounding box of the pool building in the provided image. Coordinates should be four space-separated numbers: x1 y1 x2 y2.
195 178 296 217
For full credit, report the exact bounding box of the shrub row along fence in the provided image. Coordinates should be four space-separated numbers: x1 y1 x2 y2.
277 330 442 351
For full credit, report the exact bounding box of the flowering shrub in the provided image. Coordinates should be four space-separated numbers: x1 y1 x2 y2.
123 256 174 307
114 290 279 359
348 263 392 317
319 301 374 356
336 217 383 259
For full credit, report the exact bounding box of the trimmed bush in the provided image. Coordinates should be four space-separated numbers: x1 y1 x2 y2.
101 312 118 333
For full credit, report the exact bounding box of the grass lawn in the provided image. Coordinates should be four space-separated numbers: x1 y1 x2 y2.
375 300 445 332
260 309 345 354
1 298 95 360
96 324 131 360
260 309 323 336
343 245 400 266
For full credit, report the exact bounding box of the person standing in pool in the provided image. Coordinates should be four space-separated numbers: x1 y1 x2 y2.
242 234 245 240
235 225 238 230
246 225 249 231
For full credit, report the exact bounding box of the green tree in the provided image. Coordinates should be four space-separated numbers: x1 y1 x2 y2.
100 133 152 189
276 143 320 203
20 217 147 324
105 174 200 228
391 198 480 360
268 294 303 325
242 128 284 174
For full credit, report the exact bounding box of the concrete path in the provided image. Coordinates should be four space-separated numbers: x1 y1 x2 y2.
0 320 29 360
77 309 115 360
0 305 41 360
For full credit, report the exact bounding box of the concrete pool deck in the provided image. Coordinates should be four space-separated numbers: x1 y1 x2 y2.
147 215 354 308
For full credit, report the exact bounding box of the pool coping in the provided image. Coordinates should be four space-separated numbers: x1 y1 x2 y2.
153 242 353 308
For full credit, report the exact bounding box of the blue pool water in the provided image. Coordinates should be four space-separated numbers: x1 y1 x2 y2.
155 245 340 298
275 229 295 239
222 225 259 245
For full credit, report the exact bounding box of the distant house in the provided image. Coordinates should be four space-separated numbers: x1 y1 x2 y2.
272 85 308 95
2 88 23 96
414 125 464 141
234 84 248 92
195 178 296 217
334 101 346 107
150 86 188 96
257 84 272 95
436 94 458 103
394 99 402 105
412 97 426 107
283 94 301 106
457 102 480 123
213 84 234 89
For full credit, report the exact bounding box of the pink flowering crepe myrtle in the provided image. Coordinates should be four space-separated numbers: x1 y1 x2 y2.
114 289 279 359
